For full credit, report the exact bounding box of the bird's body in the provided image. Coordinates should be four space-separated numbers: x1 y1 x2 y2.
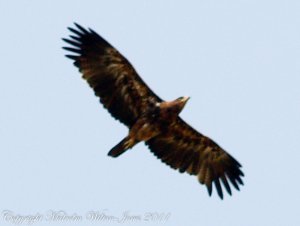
108 96 190 157
63 23 244 199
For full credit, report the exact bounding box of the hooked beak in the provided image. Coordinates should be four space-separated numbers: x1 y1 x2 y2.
182 96 190 103
177 96 190 112
179 96 190 109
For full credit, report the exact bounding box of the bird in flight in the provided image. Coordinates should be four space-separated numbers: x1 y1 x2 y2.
63 23 244 199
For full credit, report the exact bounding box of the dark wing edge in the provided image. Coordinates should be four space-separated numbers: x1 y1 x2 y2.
146 117 244 199
62 23 162 127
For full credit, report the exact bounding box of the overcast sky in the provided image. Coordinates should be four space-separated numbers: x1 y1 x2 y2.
1 1 299 226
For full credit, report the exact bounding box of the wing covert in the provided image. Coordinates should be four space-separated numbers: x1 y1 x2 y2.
146 118 244 199
63 23 162 127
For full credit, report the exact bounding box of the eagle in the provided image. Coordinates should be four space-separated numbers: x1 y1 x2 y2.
63 23 244 199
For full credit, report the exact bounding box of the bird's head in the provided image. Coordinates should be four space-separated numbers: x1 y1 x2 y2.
159 96 190 118
175 96 190 111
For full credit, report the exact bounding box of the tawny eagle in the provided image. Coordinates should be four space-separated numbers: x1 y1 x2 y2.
63 23 244 199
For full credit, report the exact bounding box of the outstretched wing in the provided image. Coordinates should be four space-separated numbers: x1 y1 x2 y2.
63 23 162 127
146 118 244 199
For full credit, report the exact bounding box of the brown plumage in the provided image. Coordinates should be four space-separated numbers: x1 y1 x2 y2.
63 23 244 199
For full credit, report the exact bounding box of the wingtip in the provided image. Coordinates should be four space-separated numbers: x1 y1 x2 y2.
68 26 83 36
73 22 82 31
63 46 81 54
65 54 78 60
236 177 244 185
221 176 232 196
67 26 74 32
74 22 89 34
206 184 212 196
214 179 224 200
63 38 81 47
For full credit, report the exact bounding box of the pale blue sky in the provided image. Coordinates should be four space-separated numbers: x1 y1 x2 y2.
1 1 299 226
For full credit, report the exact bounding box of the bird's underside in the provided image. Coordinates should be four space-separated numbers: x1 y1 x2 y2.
63 23 244 199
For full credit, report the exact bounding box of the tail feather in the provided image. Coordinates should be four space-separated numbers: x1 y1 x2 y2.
108 137 135 158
